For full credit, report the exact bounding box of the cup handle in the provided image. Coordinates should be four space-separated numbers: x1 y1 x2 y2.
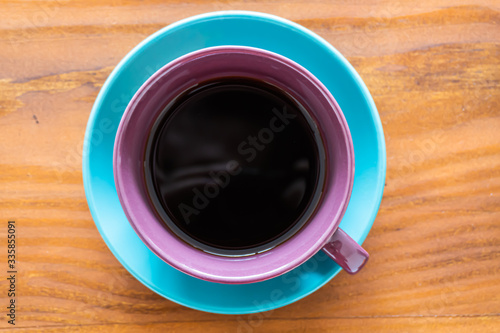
322 228 369 274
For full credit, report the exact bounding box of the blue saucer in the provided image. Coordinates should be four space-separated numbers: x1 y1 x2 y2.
83 11 386 314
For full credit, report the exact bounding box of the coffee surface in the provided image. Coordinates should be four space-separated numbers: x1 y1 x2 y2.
145 77 322 255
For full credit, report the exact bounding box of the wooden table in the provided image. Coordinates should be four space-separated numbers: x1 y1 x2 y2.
1 0 499 331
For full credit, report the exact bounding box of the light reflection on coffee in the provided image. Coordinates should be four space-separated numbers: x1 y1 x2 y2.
145 77 323 255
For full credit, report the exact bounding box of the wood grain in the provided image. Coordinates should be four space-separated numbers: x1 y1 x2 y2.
1 0 499 331
5 317 500 332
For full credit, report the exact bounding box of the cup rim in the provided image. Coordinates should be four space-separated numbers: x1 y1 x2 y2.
143 79 328 257
113 45 354 284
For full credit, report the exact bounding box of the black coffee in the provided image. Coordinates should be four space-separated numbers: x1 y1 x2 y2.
145 77 324 256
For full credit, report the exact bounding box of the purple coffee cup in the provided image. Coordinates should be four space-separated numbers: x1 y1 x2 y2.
114 46 369 284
